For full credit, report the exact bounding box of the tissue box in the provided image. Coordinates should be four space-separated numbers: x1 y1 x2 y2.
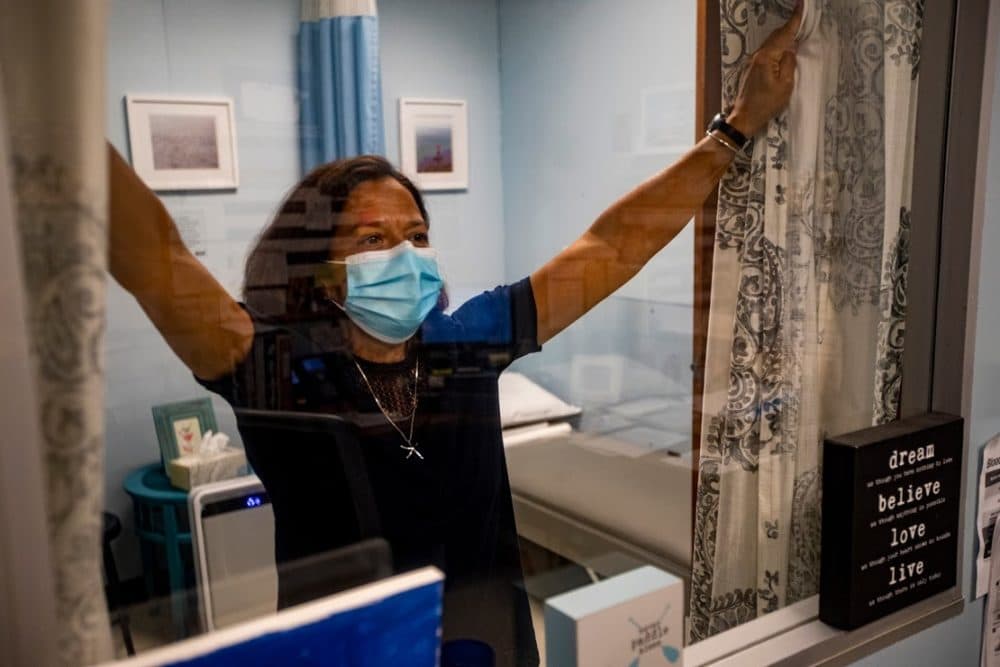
545 566 683 667
167 447 249 490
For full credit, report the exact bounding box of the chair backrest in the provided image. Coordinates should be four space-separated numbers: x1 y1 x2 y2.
231 408 382 539
200 409 392 616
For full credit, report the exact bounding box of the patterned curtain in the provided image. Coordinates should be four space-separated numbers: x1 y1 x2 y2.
688 0 924 641
0 0 113 663
298 0 385 173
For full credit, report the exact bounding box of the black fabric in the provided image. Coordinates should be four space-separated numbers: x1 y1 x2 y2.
196 278 541 667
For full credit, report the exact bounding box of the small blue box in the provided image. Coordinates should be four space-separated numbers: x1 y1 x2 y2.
545 565 683 667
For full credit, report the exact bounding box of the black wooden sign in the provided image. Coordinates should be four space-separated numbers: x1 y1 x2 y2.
819 412 963 630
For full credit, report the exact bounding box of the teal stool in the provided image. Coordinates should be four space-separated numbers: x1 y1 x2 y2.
123 462 192 638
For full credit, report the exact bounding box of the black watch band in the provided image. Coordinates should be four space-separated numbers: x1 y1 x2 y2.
708 112 749 151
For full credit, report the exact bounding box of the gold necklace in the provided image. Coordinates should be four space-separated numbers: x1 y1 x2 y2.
353 359 423 460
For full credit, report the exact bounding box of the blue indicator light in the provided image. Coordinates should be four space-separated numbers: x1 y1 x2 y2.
245 496 262 508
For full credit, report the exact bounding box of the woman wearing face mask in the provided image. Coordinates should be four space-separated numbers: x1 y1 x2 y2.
108 9 799 665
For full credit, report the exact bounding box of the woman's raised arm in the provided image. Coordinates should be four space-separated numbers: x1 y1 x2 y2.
108 144 254 379
531 3 801 345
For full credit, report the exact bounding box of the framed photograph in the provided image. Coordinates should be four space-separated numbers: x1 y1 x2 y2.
125 94 239 191
152 398 218 465
398 98 468 191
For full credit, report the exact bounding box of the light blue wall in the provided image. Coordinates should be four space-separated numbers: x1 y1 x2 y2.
104 0 301 576
498 0 696 411
852 27 1000 667
379 0 507 304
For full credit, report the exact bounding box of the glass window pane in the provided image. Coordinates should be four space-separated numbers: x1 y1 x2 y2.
0 0 937 662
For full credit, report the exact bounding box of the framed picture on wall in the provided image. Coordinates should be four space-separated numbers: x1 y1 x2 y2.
152 398 218 465
398 98 468 191
125 94 239 191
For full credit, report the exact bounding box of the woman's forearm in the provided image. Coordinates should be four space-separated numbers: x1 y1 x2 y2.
589 129 738 269
108 147 179 297
530 132 738 344
108 144 253 379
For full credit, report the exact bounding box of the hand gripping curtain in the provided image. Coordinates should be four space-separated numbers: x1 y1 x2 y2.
298 0 386 173
688 0 924 641
0 0 113 663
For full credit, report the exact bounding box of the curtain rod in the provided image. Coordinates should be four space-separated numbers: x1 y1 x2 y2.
301 0 377 21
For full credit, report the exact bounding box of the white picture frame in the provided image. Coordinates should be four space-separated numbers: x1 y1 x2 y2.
125 94 239 191
398 98 468 191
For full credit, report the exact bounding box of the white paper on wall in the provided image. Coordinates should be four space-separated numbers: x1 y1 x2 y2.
981 499 1000 666
637 84 694 156
175 209 208 257
976 433 1000 598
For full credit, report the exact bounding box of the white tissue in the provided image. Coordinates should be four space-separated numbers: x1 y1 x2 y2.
198 430 231 457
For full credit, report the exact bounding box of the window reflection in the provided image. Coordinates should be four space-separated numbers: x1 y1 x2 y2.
104 1 707 661
90 0 923 664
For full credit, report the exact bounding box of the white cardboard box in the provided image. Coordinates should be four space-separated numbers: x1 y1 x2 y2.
545 565 683 667
167 447 249 490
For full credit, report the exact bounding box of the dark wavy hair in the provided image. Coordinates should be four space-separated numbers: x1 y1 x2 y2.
243 155 429 322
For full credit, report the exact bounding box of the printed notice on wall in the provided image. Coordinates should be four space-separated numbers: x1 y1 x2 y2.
175 210 207 257
982 508 1000 667
977 433 1000 598
637 84 695 156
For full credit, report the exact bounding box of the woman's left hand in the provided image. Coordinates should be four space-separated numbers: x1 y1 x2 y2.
728 1 803 137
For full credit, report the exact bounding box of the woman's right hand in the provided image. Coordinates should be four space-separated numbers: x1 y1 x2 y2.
728 2 803 138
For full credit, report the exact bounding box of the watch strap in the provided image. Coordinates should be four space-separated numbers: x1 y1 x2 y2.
708 113 749 150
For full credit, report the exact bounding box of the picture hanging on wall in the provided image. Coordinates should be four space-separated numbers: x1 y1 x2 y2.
399 98 468 191
125 94 239 191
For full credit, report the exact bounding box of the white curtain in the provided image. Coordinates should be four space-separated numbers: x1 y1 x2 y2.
689 0 923 641
0 1 113 663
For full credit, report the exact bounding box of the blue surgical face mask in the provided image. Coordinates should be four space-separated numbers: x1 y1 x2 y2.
328 241 444 344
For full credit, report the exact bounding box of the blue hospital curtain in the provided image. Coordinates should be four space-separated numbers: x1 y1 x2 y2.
298 0 385 173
